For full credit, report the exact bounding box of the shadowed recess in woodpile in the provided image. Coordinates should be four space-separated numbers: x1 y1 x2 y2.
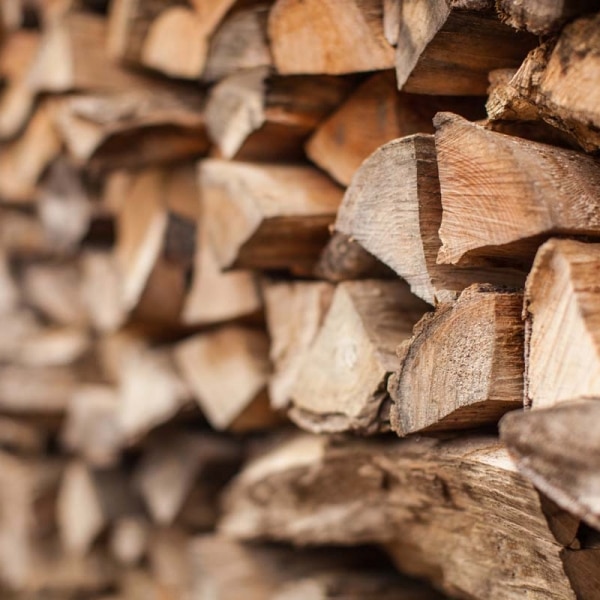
0 0 599 598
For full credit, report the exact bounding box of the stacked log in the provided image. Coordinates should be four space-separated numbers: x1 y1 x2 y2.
0 1 599 598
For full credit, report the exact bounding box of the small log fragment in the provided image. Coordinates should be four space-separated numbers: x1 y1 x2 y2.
205 68 355 160
335 133 523 305
306 71 483 186
496 0 597 34
435 113 600 268
189 536 445 600
501 400 600 531
200 159 343 274
523 239 600 409
110 517 149 567
388 284 524 436
174 326 278 431
268 0 394 75
134 432 240 526
487 15 600 152
264 280 334 410
289 280 428 434
220 433 582 599
393 0 536 95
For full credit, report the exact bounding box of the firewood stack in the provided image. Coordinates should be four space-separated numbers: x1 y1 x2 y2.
0 0 599 598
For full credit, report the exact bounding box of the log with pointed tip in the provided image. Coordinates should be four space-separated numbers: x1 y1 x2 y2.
289 280 428 434
435 113 600 268
268 0 394 75
220 432 583 599
501 400 600 533
200 159 343 275
393 0 536 95
487 15 600 152
335 133 523 305
524 239 600 409
389 284 524 437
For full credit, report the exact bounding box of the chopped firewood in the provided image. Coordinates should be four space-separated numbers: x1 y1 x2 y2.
268 0 394 75
14 326 90 368
189 0 236 31
205 68 355 160
335 134 524 305
175 326 277 432
501 400 600 532
200 159 343 274
181 220 262 327
388 284 523 436
487 15 600 152
0 102 61 203
110 516 149 567
202 2 272 82
435 113 600 268
288 280 427 434
134 432 240 526
147 527 191 595
393 0 536 95
264 280 334 411
220 433 583 598
0 208 50 257
496 0 597 34
189 536 445 600
523 239 600 409
306 71 483 186
61 384 122 467
53 87 208 170
314 232 395 282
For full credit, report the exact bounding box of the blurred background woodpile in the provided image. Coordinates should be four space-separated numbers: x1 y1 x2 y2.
0 0 599 598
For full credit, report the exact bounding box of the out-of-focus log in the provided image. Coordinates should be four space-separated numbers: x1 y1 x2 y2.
289 280 428 434
389 284 523 436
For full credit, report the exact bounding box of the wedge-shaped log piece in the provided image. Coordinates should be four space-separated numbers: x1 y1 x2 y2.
264 280 334 411
524 239 600 409
289 280 428 434
175 326 279 431
335 133 523 304
221 433 583 599
436 113 600 268
268 0 394 75
389 284 523 436
487 15 600 152
496 0 597 35
393 0 536 95
190 536 445 600
501 400 600 531
200 160 343 274
306 70 483 186
206 68 355 160
202 2 272 83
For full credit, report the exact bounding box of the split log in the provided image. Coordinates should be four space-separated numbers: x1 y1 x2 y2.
306 71 483 186
487 15 600 152
110 516 149 567
0 101 61 203
0 208 52 258
523 239 600 409
220 433 584 599
174 326 278 432
289 280 428 434
202 2 272 83
264 280 334 411
200 159 343 274
496 0 597 34
393 0 536 95
435 113 600 268
53 87 208 170
189 536 445 600
205 68 355 160
335 133 523 305
314 232 395 282
268 0 394 75
134 432 240 526
388 284 523 436
501 401 600 533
